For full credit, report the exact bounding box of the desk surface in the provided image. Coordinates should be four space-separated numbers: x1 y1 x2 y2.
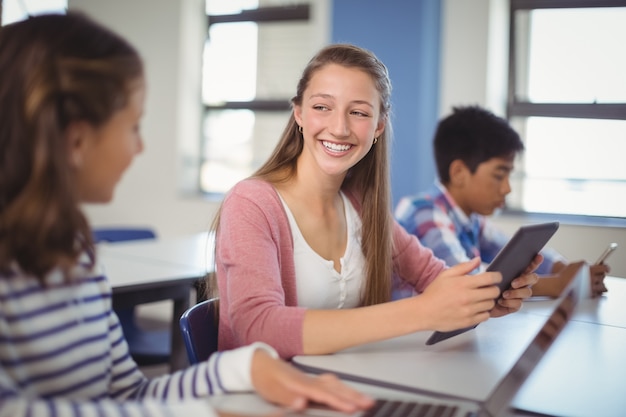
522 275 626 329
511 276 626 416
99 253 205 292
98 234 626 415
97 234 212 371
294 310 549 401
512 315 626 416
293 277 626 417
98 232 214 273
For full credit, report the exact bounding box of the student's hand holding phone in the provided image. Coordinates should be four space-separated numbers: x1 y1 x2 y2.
590 263 610 297
589 243 616 297
490 254 542 318
250 349 374 413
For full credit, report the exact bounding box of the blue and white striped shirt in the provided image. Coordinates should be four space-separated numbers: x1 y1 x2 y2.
0 254 264 417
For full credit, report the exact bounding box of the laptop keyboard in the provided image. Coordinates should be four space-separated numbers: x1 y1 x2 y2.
290 399 478 417
362 399 476 417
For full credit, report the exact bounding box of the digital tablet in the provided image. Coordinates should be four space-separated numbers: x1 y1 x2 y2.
425 221 560 345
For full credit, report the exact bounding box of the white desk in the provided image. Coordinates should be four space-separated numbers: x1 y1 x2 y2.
97 234 626 415
98 232 214 271
97 233 213 371
294 310 549 400
292 277 626 417
511 276 626 417
521 275 626 329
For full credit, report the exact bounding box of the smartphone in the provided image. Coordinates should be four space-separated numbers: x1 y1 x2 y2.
594 242 618 265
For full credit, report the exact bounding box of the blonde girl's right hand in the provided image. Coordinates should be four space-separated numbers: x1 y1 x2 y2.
420 257 502 332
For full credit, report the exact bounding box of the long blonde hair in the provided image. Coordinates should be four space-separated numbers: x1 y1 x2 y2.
209 43 394 305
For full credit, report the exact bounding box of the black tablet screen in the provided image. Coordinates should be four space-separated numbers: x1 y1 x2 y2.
425 221 560 345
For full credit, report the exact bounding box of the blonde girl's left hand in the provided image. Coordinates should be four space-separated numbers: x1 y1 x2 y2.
490 254 542 318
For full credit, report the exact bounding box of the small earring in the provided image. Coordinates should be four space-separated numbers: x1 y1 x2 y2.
298 125 303 133
373 137 378 144
71 150 83 168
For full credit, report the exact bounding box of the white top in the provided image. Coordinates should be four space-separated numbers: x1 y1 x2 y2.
279 192 366 309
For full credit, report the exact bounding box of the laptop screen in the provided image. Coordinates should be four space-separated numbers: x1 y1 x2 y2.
482 261 585 416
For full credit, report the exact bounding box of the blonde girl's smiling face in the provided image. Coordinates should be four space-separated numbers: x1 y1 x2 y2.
294 64 385 179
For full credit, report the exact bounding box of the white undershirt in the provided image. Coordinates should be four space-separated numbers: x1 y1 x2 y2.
278 192 366 309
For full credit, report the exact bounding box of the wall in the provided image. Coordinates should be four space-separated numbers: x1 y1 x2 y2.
439 0 508 115
70 0 221 237
332 0 441 206
72 0 330 239
71 0 625 277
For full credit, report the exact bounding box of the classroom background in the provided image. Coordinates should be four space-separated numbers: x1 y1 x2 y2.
62 0 626 277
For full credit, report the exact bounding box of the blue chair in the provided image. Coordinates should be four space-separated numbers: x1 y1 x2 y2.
93 228 156 243
93 227 171 366
179 297 219 365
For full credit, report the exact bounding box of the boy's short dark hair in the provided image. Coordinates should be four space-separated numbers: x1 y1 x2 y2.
434 105 524 184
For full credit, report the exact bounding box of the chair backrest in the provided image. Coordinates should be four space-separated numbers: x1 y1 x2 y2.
179 297 219 365
93 227 156 243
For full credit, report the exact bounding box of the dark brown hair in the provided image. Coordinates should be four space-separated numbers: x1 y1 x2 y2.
0 12 143 280
434 105 524 184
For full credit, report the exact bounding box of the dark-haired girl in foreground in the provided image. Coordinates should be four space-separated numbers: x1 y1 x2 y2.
0 12 372 417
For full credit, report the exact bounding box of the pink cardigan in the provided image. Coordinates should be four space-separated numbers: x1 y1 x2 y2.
216 178 446 358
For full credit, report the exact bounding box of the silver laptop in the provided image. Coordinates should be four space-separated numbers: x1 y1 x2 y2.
210 262 584 417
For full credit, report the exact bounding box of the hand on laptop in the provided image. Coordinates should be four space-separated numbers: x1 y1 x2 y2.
250 349 374 414
490 254 542 318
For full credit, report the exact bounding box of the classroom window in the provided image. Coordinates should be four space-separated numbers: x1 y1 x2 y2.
506 0 626 219
201 0 325 196
1 0 66 24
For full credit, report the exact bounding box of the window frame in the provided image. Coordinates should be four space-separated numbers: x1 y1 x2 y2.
507 0 626 121
204 4 310 113
505 0 626 221
199 3 314 196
